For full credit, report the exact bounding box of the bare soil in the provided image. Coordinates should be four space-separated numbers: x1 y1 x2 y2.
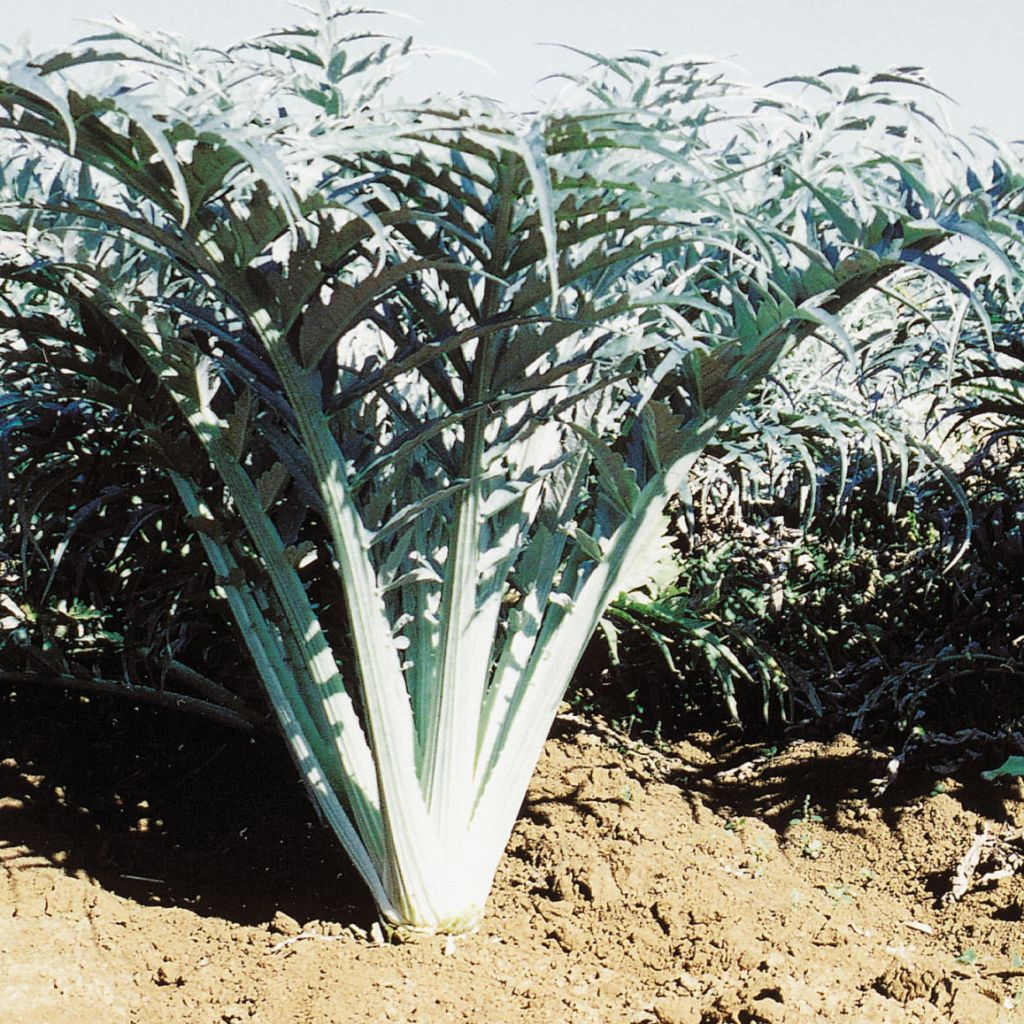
2 688 1023 1024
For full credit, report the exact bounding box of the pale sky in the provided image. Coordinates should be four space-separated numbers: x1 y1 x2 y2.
3 1 1022 139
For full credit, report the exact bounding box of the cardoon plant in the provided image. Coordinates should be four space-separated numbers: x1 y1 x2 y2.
1 9 1019 934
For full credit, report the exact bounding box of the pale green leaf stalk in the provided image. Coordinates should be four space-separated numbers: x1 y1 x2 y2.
1 11 1020 936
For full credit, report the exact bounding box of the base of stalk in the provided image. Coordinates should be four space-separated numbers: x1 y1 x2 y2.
381 905 484 942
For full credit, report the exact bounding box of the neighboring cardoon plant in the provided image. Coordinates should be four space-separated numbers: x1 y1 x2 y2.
0 8 1020 934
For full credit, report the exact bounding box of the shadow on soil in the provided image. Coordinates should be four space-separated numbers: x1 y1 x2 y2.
0 686 376 929
679 737 887 830
662 730 1022 841
4 683 1018 931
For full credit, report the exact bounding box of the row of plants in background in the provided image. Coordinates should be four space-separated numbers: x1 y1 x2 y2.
2 6 1023 934
10 291 1020 750
589 304 1024 760
0 390 260 728
563 250 1013 756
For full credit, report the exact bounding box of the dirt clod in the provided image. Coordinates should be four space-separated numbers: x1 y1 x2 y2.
268 910 301 936
653 994 703 1024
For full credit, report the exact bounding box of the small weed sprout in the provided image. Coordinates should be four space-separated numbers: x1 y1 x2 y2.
789 795 825 859
822 884 853 907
